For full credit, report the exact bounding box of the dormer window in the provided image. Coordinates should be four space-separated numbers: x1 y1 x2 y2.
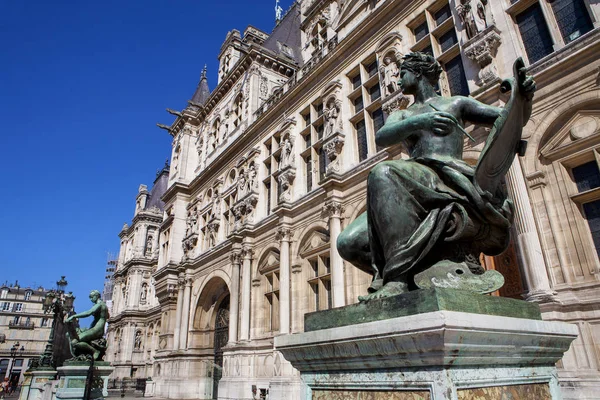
24 291 32 301
0 289 7 299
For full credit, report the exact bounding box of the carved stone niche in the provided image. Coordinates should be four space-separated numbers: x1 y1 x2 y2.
276 129 297 203
322 133 345 175
375 32 410 116
231 148 261 230
464 25 502 87
182 233 198 260
321 81 343 139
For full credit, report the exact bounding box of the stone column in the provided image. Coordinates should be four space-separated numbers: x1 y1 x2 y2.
228 251 242 344
172 275 185 350
277 227 291 334
506 159 556 302
240 247 253 341
178 273 192 349
323 201 345 308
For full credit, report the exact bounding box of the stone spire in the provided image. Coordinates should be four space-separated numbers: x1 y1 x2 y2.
191 65 210 105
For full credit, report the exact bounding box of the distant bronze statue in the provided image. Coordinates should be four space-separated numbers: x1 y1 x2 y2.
337 52 535 301
65 290 109 361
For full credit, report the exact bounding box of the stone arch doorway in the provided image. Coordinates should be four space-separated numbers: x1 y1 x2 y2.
213 295 229 400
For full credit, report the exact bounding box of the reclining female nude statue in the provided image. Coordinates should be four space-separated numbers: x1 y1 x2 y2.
337 52 535 301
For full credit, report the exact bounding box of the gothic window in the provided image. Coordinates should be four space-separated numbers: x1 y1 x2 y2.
434 3 452 26
348 57 384 163
223 192 236 236
571 160 600 258
307 253 332 312
232 94 243 128
515 3 554 64
413 20 429 42
408 3 463 96
443 56 469 96
264 269 280 332
299 102 326 192
550 0 593 43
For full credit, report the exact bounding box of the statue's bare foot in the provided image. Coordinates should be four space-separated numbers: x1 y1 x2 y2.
359 281 408 302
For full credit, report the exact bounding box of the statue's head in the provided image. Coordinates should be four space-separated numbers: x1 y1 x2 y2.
399 52 442 94
89 290 101 303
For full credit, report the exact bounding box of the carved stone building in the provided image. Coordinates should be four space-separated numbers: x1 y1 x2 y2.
106 0 600 399
0 284 53 387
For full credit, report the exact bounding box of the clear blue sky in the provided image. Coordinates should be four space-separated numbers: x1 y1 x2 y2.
0 0 292 312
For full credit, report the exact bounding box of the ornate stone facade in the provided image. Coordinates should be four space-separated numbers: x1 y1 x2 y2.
107 1 600 399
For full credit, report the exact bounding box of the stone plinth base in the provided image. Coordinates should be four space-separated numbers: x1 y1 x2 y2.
54 362 113 400
19 369 57 400
275 306 578 399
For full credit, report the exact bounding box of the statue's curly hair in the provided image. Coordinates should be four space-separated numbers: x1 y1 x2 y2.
401 52 442 86
90 290 102 299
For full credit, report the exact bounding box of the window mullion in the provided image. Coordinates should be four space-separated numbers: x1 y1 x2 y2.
540 0 567 48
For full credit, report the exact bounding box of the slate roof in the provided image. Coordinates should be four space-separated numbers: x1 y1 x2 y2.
262 3 303 66
145 163 170 212
190 66 211 105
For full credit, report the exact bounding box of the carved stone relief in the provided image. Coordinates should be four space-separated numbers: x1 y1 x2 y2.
464 26 502 86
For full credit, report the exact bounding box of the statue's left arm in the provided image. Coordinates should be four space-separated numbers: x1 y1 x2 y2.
66 304 99 322
459 97 502 127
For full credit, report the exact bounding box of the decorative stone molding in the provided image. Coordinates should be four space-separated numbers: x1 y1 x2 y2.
382 90 410 116
291 264 303 274
527 171 547 189
276 227 292 242
230 250 242 265
182 233 198 260
232 193 259 230
464 26 502 87
322 132 345 174
322 200 344 219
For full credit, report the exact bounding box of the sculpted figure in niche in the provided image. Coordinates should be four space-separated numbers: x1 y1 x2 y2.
145 235 153 256
280 136 294 168
140 283 148 302
475 0 489 32
324 99 339 137
381 56 400 97
247 163 258 192
210 192 221 219
337 52 535 300
134 331 142 350
457 0 478 40
237 170 247 197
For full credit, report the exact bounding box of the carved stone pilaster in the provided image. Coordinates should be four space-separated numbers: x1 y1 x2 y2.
464 26 502 87
322 132 345 175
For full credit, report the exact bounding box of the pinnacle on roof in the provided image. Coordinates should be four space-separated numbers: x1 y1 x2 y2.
191 65 210 105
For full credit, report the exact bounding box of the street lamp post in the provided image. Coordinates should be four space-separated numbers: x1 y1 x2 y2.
8 342 25 391
36 276 75 370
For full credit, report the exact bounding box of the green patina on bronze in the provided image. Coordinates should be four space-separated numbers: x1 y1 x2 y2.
304 288 541 332
336 52 535 301
65 289 109 361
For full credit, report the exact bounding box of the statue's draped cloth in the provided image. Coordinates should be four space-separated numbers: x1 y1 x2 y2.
368 157 514 283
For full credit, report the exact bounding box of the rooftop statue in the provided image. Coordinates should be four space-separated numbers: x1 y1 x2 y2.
337 52 535 301
65 290 109 361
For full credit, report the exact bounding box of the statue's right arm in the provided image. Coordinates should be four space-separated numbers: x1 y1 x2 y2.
375 110 423 147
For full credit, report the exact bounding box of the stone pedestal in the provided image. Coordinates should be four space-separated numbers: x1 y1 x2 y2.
54 362 113 400
275 289 578 400
19 369 57 400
